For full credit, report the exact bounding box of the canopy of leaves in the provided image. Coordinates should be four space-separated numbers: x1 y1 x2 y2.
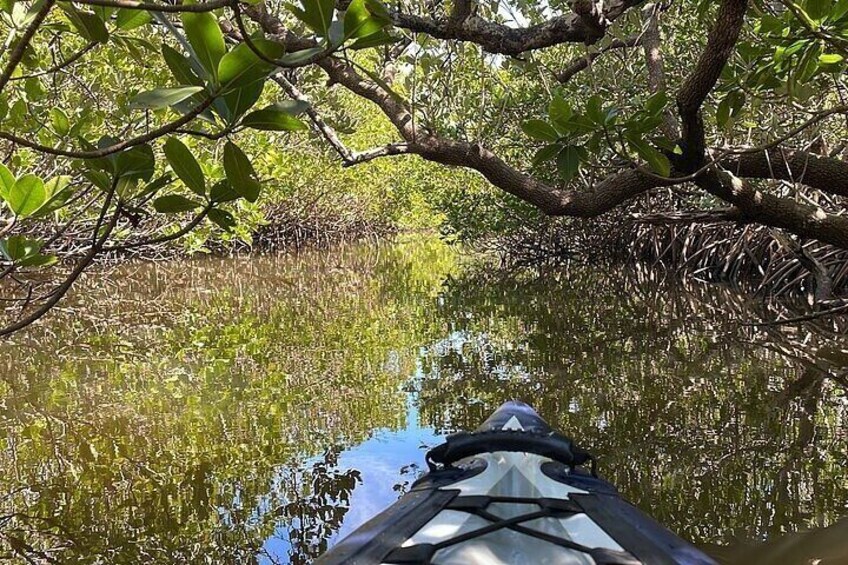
0 0 846 332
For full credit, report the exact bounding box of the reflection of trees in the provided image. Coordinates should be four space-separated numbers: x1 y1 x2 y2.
415 265 847 549
0 445 360 564
0 242 452 563
261 448 361 565
0 241 844 562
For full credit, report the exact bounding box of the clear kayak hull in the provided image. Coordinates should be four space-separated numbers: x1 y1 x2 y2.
317 401 716 565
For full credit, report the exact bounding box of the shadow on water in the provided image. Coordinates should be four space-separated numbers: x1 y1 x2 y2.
0 238 845 563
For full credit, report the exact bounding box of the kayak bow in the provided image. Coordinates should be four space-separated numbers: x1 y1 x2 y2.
317 401 716 564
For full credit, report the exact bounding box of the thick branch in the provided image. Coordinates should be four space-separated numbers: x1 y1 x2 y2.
675 0 748 166
251 2 848 250
450 0 473 25
248 5 672 216
725 148 848 198
696 169 848 249
641 3 678 138
410 137 674 216
391 0 645 56
316 56 416 140
342 143 411 166
58 0 230 12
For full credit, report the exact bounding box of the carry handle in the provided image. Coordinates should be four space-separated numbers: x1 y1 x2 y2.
426 430 596 475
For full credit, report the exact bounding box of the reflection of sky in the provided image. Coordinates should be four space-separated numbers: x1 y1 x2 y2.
259 392 444 564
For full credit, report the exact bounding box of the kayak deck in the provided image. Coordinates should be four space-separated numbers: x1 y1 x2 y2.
317 401 716 564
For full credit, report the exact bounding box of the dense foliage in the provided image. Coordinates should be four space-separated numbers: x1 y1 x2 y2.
0 0 847 332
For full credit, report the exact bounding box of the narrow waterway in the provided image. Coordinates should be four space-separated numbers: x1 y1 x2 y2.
1 238 846 564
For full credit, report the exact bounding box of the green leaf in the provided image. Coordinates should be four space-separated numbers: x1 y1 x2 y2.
59 5 109 43
716 97 731 129
0 235 42 262
548 95 572 132
627 135 671 177
181 11 226 81
223 80 265 123
350 29 397 50
548 94 574 124
328 19 345 45
153 194 201 213
162 45 204 87
274 100 309 115
217 40 284 90
757 14 785 34
625 112 663 135
278 47 325 66
717 90 745 129
585 95 605 124
565 114 596 137
116 177 138 199
805 0 828 21
91 4 114 22
24 77 46 101
241 104 309 131
652 136 680 154
364 0 390 20
8 174 46 218
794 43 822 84
521 119 559 142
819 53 844 65
115 144 155 181
82 170 111 191
50 108 70 136
223 141 260 202
130 86 204 109
555 145 580 182
645 90 669 116
135 174 173 201
208 208 236 231
210 180 240 203
531 144 561 167
19 253 57 267
115 7 151 30
31 176 73 218
834 0 848 20
343 0 388 41
287 0 336 38
163 137 206 196
0 163 16 200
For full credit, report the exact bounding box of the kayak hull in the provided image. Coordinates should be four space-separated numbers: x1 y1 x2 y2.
317 401 716 565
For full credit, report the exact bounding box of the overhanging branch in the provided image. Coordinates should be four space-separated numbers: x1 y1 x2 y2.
557 35 640 83
391 0 645 56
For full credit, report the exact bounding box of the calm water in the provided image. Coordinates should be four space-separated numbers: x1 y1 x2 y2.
1 238 846 564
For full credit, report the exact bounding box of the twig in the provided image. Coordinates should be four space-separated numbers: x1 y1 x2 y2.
0 0 57 93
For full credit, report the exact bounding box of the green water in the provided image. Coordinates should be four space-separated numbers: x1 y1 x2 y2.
1 238 846 564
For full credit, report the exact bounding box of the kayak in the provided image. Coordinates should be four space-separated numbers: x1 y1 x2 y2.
317 400 717 564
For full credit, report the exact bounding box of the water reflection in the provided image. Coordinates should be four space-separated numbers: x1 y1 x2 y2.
0 239 846 563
